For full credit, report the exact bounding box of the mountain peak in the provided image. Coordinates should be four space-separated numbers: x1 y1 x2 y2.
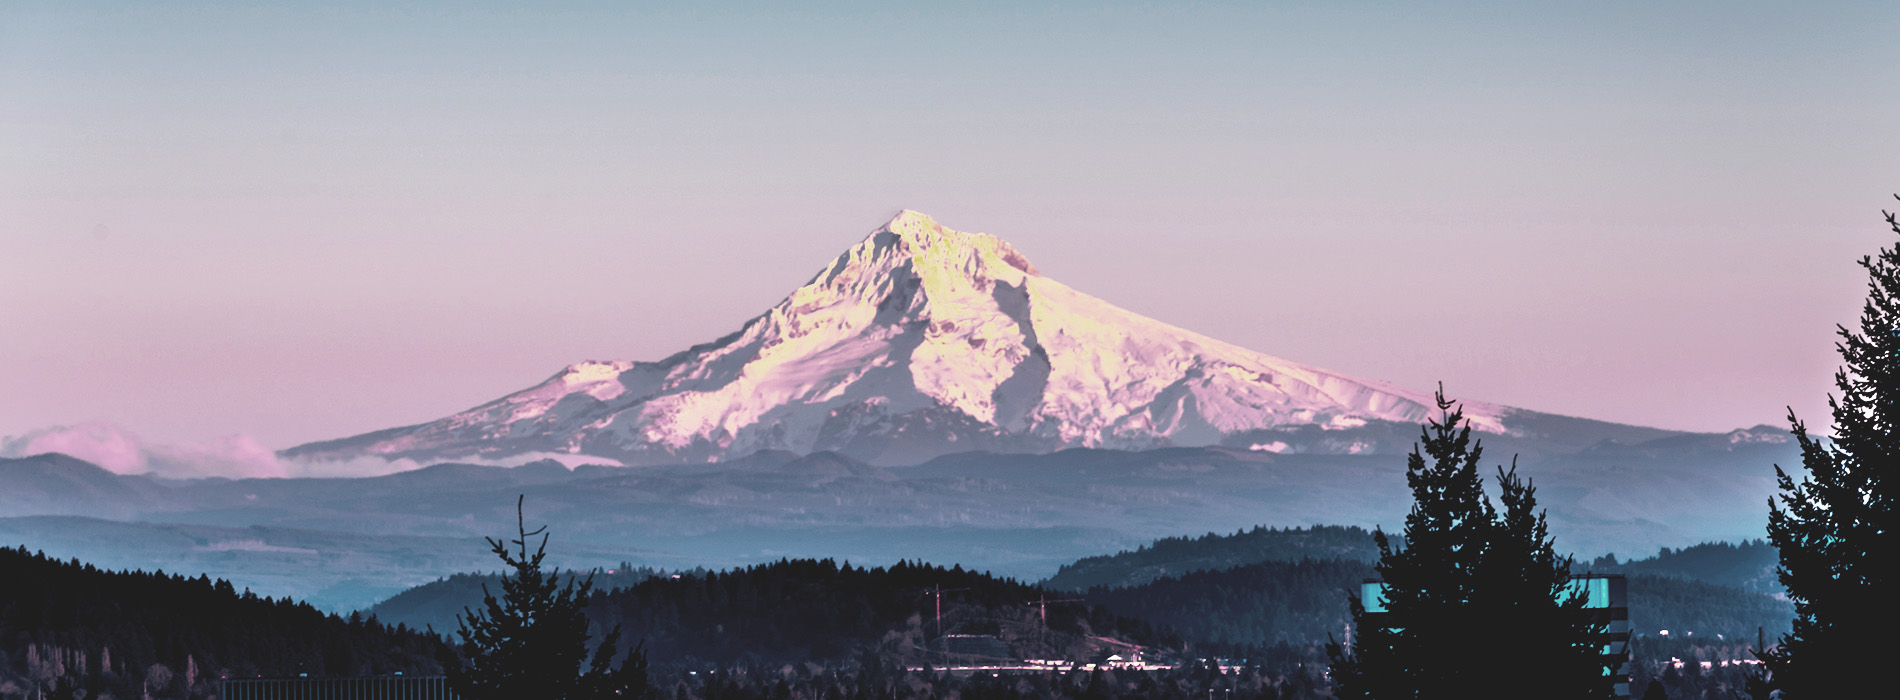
872 209 1038 277
289 212 1509 466
885 208 933 226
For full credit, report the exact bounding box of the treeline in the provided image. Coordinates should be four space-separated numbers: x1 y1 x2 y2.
1625 575 1791 640
0 546 447 700
578 559 1178 672
1082 559 1370 647
1053 522 1782 599
4 530 1791 699
1044 526 1380 591
1583 540 1781 595
371 563 676 635
371 530 1790 661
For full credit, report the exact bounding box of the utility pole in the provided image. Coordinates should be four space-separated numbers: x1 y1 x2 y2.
1026 593 1086 627
925 585 970 653
1025 593 1084 656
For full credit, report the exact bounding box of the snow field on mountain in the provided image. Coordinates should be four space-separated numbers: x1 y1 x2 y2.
298 210 1508 463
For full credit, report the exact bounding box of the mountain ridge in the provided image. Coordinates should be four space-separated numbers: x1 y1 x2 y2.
285 211 1525 466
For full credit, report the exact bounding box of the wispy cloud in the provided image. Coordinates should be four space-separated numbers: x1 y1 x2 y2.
2 422 184 475
1 422 620 479
0 422 426 479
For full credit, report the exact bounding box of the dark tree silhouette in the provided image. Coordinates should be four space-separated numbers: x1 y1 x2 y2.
1757 201 1900 697
444 495 648 699
1641 679 1667 700
1329 389 1491 699
0 546 446 699
1328 388 1610 699
1482 463 1613 696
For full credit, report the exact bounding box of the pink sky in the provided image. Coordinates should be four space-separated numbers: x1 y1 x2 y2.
3 3 1896 451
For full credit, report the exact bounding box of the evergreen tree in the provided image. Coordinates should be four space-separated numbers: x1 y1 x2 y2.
1482 463 1615 696
0 546 448 698
445 496 649 699
1328 389 1611 699
1758 202 1900 697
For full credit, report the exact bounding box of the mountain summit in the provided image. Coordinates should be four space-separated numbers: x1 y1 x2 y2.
287 211 1509 465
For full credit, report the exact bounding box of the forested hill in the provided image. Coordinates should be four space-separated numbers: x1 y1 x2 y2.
0 546 446 700
582 559 1177 671
1625 575 1792 639
1046 523 1783 595
1044 525 1381 591
1582 540 1782 595
1083 558 1372 648
374 558 1176 672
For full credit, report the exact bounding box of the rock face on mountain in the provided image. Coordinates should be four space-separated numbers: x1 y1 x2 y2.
286 211 1513 466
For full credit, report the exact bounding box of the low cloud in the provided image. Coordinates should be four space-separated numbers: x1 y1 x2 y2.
1 423 622 479
284 451 623 477
0 423 424 479
1 422 204 476
283 454 426 479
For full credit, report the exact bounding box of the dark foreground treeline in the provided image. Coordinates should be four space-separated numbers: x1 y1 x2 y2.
4 531 1793 700
0 546 446 700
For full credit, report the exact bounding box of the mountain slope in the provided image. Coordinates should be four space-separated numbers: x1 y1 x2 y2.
288 211 1512 466
0 453 172 518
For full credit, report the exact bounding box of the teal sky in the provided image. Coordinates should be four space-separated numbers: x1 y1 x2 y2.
3 1 1897 448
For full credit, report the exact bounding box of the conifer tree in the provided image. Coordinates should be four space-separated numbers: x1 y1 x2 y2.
1328 388 1611 699
1757 202 1900 697
1482 463 1615 697
445 496 648 700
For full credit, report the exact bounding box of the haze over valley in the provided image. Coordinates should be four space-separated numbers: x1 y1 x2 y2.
2 213 1797 612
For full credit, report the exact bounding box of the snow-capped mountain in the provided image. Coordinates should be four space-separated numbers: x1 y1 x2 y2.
287 211 1512 466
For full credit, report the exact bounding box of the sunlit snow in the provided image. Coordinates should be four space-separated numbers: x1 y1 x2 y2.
307 211 1509 463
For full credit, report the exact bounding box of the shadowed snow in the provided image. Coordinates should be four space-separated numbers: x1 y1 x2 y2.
288 211 1510 465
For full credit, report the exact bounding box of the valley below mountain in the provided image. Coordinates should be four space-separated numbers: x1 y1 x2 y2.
2 421 1791 613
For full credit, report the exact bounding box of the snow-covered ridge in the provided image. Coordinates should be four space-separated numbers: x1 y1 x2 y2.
289 210 1507 465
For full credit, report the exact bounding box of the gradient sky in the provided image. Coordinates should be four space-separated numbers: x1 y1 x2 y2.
3 1 1898 451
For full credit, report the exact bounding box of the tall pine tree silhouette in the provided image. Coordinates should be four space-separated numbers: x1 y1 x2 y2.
1483 462 1614 697
1757 201 1900 697
1329 388 1610 699
445 495 648 700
